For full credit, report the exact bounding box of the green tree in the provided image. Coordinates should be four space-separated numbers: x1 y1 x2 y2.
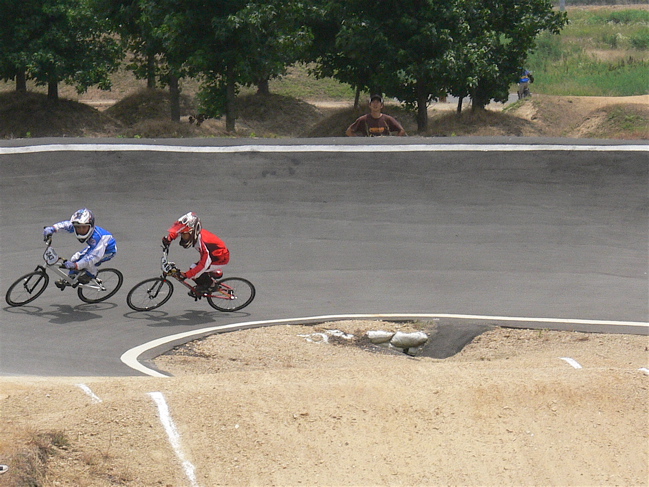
151 0 312 130
94 0 166 89
1 0 122 100
308 0 566 132
231 0 313 95
0 0 43 91
445 0 567 113
305 1 389 108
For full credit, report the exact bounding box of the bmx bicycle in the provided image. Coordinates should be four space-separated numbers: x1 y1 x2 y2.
126 247 255 312
5 235 124 306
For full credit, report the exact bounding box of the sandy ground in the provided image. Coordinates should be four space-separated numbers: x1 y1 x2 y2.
1 321 647 486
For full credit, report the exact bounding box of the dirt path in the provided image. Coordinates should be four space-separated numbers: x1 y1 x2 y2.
1 322 647 486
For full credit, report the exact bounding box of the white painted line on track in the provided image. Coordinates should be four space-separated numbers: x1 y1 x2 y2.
149 391 200 487
560 357 583 369
121 313 649 377
0 143 647 155
639 368 649 375
76 383 102 403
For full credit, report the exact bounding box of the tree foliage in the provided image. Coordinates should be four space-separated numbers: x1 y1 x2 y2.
2 0 567 130
307 0 566 132
0 0 122 99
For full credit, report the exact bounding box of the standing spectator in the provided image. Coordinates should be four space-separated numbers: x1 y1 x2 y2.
518 69 534 99
346 94 407 137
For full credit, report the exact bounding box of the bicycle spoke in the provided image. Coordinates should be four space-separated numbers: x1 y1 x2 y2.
127 278 173 311
207 277 255 312
6 271 49 306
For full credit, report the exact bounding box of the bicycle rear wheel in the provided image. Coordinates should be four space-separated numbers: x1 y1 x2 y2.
6 270 49 306
207 277 255 312
127 277 174 311
78 268 124 303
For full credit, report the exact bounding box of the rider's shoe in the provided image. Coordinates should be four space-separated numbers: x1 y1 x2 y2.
55 279 67 290
194 284 210 295
77 273 92 284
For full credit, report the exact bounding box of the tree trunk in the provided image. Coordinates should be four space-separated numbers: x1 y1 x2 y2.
47 80 58 101
415 81 428 133
457 97 463 114
169 74 180 122
225 67 236 132
256 78 270 95
147 52 156 89
354 87 361 109
471 82 488 112
16 70 26 92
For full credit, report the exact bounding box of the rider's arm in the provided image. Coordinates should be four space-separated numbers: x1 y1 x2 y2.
44 220 74 239
183 242 211 280
50 221 74 233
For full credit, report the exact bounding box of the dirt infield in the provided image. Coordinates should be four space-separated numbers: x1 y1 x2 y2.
1 321 647 486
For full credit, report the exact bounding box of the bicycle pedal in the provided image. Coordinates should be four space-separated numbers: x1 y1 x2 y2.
55 280 67 290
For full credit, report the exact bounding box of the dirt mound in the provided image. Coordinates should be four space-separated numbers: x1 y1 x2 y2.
0 91 122 138
428 109 542 137
0 89 646 139
506 94 649 139
236 93 324 137
104 88 195 126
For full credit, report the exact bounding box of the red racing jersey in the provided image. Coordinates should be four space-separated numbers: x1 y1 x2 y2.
167 228 230 279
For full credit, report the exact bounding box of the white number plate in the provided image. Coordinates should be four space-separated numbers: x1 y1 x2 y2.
43 247 59 265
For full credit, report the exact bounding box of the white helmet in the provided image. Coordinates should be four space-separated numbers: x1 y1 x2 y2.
70 208 95 243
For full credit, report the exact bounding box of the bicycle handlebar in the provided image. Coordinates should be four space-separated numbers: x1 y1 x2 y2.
160 247 184 278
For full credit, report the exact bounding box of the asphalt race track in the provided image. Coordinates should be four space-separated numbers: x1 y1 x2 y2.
1 138 647 377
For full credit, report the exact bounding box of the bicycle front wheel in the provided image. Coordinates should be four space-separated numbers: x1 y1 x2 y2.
126 277 174 311
6 270 49 306
78 268 124 303
207 277 255 312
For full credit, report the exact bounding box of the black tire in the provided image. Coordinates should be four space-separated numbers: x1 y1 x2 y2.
126 277 174 311
207 277 255 312
78 268 124 303
6 270 49 306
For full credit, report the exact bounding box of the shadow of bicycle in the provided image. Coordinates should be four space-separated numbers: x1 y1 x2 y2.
2 302 118 324
123 309 252 328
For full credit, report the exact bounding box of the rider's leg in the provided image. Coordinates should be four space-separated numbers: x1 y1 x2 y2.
190 259 225 293
70 252 116 283
518 81 529 99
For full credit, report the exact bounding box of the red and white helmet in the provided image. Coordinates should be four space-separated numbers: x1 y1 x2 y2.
168 211 202 248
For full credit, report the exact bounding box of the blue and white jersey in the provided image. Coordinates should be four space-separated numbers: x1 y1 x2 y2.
52 221 117 271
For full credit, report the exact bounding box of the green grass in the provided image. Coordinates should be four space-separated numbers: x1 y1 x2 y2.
531 54 648 96
527 8 649 96
267 8 649 100
239 63 358 101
